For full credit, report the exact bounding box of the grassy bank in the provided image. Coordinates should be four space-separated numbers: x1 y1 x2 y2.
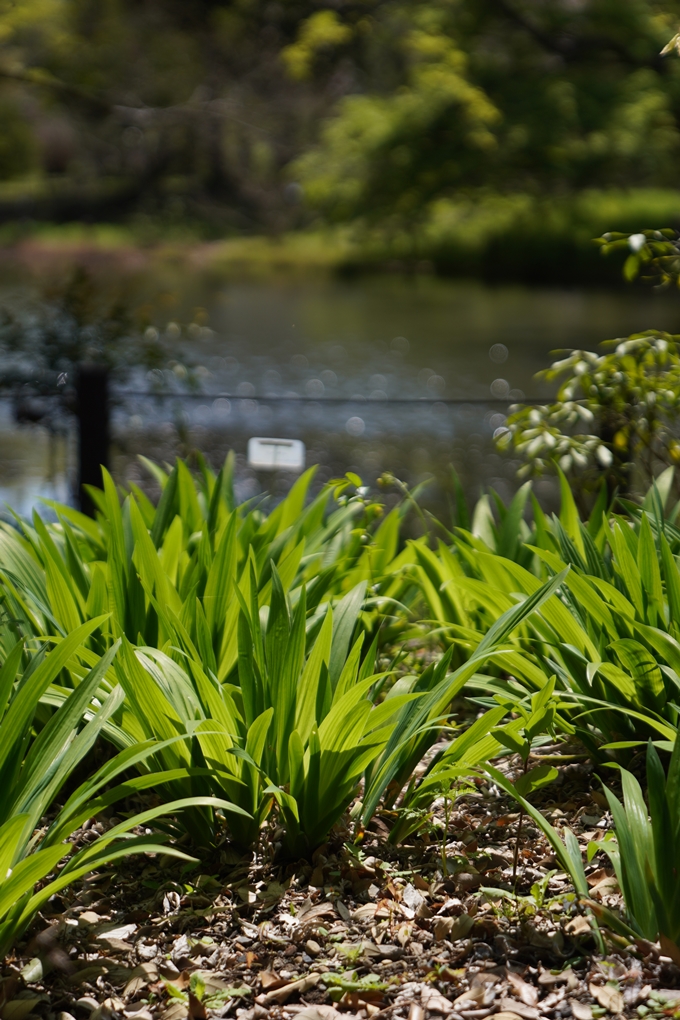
2 187 680 285
340 188 680 285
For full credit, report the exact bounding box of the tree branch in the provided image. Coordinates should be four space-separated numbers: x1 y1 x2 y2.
489 0 665 70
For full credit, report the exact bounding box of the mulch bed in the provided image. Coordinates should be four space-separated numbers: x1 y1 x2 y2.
4 754 679 1020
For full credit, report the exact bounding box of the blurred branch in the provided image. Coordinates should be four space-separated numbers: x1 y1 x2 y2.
0 65 111 115
489 0 665 69
0 63 274 142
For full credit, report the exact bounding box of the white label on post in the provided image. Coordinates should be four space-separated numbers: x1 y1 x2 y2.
247 437 306 471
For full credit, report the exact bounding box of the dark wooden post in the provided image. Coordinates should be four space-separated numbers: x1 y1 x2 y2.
76 363 109 516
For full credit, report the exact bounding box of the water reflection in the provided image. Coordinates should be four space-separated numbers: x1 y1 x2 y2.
0 402 71 518
2 272 680 516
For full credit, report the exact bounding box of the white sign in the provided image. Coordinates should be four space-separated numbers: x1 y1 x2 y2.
247 437 306 471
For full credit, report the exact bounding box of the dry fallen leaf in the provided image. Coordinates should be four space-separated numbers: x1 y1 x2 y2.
77 910 101 927
434 913 474 942
258 973 321 1005
123 962 160 997
188 992 208 1020
507 971 539 1007
395 983 453 1015
159 1002 186 1020
565 916 592 936
335 900 351 921
538 967 577 990
589 983 623 1014
589 876 619 898
97 923 137 942
296 1008 345 1020
570 1000 593 1020
499 997 540 1019
352 903 378 921
659 935 680 969
260 970 286 991
374 899 392 919
4 992 45 1020
453 985 489 1008
585 868 610 887
421 993 453 1015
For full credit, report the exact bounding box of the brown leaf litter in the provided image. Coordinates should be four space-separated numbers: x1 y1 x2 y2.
3 756 680 1020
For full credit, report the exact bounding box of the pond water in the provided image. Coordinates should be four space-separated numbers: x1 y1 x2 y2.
2 270 680 518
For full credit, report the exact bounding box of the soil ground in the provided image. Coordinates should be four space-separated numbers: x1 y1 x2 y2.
4 753 679 1020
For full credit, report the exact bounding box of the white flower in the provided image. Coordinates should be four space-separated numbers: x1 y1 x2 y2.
628 233 647 252
596 445 613 468
551 357 577 372
559 454 572 472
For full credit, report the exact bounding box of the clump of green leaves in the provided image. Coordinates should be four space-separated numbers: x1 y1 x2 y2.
494 216 680 497
597 228 680 288
394 468 680 755
165 971 252 1011
496 331 680 495
322 970 389 1001
483 761 603 947
482 870 563 918
598 738 680 965
0 628 244 956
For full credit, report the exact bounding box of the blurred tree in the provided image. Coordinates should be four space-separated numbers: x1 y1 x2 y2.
0 0 346 228
0 0 680 229
294 1 680 223
0 96 36 179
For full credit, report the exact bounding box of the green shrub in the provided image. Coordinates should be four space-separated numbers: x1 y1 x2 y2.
0 454 577 856
599 739 680 964
388 472 680 757
485 736 680 964
0 625 245 955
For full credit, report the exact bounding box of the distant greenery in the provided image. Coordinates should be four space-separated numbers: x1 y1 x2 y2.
3 188 680 287
1 0 680 242
338 188 680 284
294 2 680 224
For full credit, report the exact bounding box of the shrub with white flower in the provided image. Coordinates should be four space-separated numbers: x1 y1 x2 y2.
596 228 680 286
496 331 680 495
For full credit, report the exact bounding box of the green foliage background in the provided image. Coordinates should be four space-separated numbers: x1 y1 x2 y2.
1 0 680 267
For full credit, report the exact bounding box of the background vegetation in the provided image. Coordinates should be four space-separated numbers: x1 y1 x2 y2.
1 1 680 280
